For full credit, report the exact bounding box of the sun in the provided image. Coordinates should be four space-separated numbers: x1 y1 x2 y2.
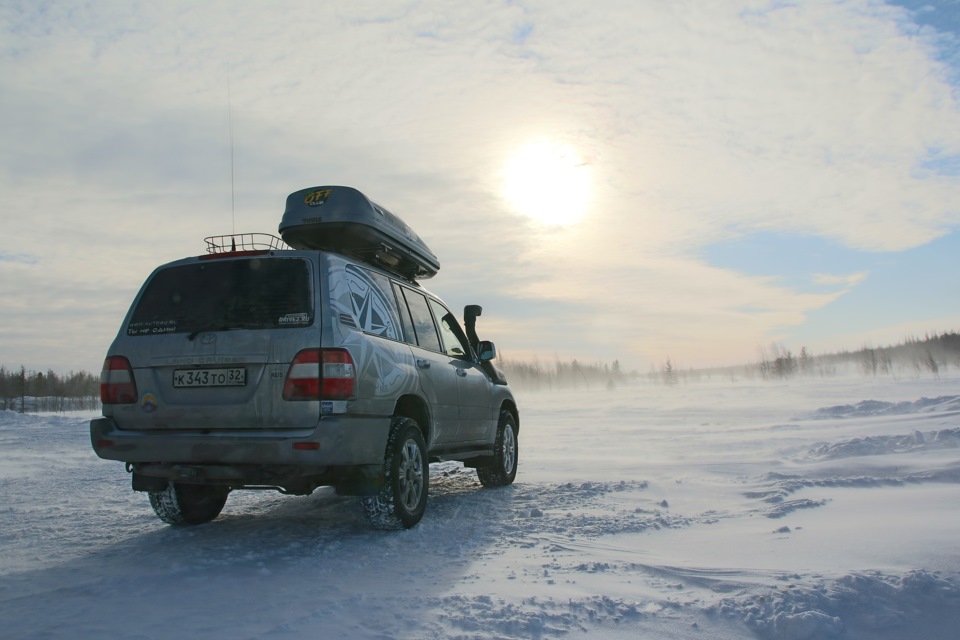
501 141 591 226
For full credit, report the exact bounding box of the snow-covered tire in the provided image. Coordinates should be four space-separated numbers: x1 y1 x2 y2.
148 482 229 525
477 410 518 487
362 417 429 530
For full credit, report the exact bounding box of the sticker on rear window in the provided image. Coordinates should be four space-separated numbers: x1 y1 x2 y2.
278 313 311 326
128 320 177 336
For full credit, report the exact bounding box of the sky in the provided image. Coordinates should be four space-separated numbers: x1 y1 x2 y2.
1 0 959 374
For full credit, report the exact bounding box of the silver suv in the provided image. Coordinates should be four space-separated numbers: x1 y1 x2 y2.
90 186 518 529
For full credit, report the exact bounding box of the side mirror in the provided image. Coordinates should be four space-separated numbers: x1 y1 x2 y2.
477 340 497 362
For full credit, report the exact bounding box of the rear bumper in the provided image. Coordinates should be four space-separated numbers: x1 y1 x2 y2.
90 415 391 468
129 461 384 496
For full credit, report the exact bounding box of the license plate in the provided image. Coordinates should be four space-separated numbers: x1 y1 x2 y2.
173 367 246 388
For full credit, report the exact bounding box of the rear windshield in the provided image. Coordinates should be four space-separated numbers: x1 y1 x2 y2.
127 258 314 337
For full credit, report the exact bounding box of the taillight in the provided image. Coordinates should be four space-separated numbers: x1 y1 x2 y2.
283 350 321 400
100 356 138 405
320 349 357 400
283 348 356 401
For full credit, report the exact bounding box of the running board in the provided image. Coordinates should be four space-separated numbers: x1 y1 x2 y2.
431 448 493 462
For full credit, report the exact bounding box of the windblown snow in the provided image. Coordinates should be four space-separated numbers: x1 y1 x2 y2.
2 374 959 639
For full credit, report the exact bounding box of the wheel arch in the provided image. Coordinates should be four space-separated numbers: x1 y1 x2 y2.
500 399 519 433
393 394 431 444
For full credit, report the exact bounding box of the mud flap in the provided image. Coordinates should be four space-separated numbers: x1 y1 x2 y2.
132 473 169 492
334 464 385 496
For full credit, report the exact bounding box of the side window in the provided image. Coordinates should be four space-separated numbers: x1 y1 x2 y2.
429 299 470 359
401 288 442 352
343 265 401 341
392 282 417 346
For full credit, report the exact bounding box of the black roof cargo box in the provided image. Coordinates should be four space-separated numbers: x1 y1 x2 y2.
279 186 440 280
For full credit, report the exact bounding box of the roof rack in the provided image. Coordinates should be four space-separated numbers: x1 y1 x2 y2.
204 233 290 254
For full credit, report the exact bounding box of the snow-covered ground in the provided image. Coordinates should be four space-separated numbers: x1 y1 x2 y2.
2 373 959 639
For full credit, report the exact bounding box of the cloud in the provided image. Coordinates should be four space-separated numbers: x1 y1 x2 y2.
1 1 959 371
812 272 868 288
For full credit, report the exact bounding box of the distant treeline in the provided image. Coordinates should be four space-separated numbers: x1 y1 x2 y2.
659 330 960 385
502 331 960 390
0 366 100 412
498 356 634 391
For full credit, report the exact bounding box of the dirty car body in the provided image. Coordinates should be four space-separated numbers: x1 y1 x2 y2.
91 186 519 529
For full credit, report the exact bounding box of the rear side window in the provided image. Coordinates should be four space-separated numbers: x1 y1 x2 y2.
392 282 417 344
127 258 313 336
400 288 442 352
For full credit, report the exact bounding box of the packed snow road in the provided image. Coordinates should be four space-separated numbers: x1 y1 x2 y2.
2 373 959 639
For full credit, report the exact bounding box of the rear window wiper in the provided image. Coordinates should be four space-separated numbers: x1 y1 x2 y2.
186 325 230 341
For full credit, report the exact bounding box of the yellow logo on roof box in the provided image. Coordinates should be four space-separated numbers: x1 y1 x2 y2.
304 189 332 206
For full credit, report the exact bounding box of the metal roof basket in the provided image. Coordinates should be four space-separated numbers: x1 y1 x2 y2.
204 233 290 254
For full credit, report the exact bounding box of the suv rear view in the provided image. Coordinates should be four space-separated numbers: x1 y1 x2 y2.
91 186 519 529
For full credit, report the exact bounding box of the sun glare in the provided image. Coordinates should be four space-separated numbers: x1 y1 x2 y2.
502 141 591 226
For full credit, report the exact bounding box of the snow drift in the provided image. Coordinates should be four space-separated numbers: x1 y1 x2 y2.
1 373 959 639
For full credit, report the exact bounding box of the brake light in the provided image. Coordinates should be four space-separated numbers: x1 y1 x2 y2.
100 356 138 404
283 348 356 401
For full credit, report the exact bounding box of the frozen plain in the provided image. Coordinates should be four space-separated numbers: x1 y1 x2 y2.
1 372 959 639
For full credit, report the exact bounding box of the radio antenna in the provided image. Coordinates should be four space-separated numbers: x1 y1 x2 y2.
228 76 236 236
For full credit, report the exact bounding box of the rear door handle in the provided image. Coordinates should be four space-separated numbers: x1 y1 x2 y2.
416 358 431 369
